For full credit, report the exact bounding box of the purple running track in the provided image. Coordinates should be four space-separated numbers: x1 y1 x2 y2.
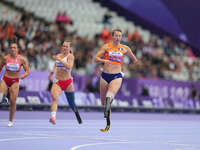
0 111 200 150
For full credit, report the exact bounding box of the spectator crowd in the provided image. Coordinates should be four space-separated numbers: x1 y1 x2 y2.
1 11 200 83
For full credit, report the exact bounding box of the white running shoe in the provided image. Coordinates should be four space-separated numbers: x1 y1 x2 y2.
8 121 13 127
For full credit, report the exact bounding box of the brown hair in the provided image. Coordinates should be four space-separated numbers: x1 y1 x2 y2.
9 36 18 46
112 28 122 36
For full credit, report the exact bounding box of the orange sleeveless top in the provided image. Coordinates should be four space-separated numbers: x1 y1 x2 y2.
104 43 127 65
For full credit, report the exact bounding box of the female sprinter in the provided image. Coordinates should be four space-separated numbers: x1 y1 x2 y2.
94 29 138 132
0 37 30 127
48 40 82 125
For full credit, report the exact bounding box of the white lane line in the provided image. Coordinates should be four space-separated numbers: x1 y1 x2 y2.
71 140 200 150
1 134 200 150
0 136 51 142
70 142 134 150
19 133 130 142
0 136 128 144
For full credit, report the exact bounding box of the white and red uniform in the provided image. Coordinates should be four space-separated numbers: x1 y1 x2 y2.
55 55 72 90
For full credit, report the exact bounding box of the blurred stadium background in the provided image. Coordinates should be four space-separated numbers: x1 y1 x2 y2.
0 0 200 113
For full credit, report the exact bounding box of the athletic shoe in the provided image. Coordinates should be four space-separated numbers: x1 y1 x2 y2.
8 121 13 127
49 117 56 125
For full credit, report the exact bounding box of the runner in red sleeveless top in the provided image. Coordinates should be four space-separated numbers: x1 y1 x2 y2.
0 37 30 127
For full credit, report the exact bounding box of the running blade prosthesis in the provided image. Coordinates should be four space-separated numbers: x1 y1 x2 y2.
101 106 111 132
100 125 110 132
75 111 82 124
104 98 112 118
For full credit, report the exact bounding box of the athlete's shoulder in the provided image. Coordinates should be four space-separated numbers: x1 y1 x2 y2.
121 44 129 48
57 53 62 57
68 53 74 59
66 53 74 62
121 44 130 52
107 42 113 47
1 54 9 62
20 55 28 63
19 54 25 59
4 55 9 60
102 43 111 50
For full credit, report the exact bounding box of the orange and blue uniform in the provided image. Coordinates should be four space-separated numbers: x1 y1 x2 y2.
102 43 127 83
104 43 127 65
3 55 21 87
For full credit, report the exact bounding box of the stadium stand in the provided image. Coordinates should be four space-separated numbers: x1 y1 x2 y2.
0 0 200 113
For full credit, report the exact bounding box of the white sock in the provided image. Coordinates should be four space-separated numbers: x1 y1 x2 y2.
51 112 56 118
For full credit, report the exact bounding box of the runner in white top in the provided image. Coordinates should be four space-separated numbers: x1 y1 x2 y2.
48 40 82 125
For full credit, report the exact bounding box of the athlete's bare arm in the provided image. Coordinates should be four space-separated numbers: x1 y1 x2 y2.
20 56 30 79
53 54 74 70
94 44 110 64
0 55 7 73
48 63 56 80
124 45 138 63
